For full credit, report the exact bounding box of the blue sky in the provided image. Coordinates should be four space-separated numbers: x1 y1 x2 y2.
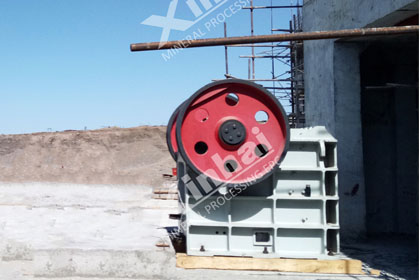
0 0 295 134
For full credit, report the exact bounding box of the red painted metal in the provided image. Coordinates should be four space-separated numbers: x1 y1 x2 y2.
166 102 185 160
176 80 289 185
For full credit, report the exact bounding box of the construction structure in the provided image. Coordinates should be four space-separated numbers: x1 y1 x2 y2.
302 0 418 241
223 0 306 128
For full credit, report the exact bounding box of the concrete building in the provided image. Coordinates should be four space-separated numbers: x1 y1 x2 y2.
303 0 419 240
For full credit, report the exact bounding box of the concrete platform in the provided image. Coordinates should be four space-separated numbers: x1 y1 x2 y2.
0 183 413 279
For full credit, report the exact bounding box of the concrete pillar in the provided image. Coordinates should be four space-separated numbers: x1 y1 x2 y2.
304 39 366 240
333 43 366 239
303 40 335 133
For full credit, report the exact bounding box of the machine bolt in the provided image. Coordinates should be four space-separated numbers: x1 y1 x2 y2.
263 247 269 254
200 245 205 252
302 185 311 197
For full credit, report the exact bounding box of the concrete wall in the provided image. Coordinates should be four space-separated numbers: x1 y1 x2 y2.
302 0 418 240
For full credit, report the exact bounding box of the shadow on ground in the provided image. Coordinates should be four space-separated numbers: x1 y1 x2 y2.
342 235 418 280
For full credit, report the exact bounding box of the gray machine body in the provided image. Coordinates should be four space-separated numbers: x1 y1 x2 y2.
177 126 339 259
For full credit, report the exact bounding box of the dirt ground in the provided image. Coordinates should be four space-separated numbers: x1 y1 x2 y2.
0 127 417 280
0 126 174 187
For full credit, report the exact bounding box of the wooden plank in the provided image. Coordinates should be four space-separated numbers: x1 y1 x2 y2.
152 194 178 200
156 242 170 248
370 269 381 276
154 190 178 195
176 253 364 275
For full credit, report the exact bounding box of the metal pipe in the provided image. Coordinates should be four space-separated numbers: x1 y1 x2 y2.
130 26 419 52
213 78 293 82
272 28 294 32
251 79 292 82
290 20 295 116
269 0 275 95
228 44 293 48
265 87 292 90
250 0 255 79
240 55 291 59
247 59 251 80
224 22 229 75
243 5 302 9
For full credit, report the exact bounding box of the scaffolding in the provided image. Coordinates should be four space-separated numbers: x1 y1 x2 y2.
225 0 305 127
130 6 418 128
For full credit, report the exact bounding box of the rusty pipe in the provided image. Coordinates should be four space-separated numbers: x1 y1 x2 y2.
130 26 418 52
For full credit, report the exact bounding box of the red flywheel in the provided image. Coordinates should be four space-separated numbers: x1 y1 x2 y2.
176 79 290 185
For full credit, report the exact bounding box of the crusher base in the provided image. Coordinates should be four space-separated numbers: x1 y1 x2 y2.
177 126 339 259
